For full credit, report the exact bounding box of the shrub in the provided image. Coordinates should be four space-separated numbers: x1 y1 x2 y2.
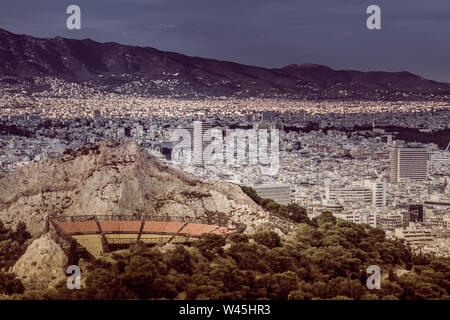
0 272 24 295
252 230 281 249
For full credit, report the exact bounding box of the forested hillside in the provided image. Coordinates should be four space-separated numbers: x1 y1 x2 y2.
10 212 447 300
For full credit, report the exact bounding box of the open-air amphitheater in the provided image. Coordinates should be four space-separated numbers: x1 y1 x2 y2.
50 215 246 258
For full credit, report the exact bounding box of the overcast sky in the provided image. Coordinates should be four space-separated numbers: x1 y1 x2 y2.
1 0 449 82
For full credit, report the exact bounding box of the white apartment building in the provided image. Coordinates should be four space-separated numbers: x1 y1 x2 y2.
430 151 450 164
325 180 387 208
326 185 372 204
394 227 433 245
334 213 362 224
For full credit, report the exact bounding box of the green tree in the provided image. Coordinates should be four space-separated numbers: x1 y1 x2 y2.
167 245 193 274
253 230 281 249
194 233 226 260
267 271 299 300
0 272 24 295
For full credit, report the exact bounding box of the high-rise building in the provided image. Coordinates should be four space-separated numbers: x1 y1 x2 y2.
193 120 213 167
390 147 428 182
409 204 424 222
369 181 387 208
298 110 306 122
253 184 291 206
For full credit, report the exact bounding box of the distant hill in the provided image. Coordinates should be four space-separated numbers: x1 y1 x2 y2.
0 28 449 100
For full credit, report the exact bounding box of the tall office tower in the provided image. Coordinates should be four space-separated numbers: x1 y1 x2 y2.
193 120 213 167
390 147 428 183
253 184 291 205
202 121 213 165
298 110 306 122
193 121 203 167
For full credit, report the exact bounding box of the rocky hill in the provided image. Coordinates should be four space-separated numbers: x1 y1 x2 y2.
1 28 449 100
0 140 293 237
11 233 68 290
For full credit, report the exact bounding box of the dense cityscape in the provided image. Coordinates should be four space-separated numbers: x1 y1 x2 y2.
1 88 449 258
0 0 449 303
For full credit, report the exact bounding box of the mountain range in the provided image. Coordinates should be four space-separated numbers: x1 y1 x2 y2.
0 28 449 99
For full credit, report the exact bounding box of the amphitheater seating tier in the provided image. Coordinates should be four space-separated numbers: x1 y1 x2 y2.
54 217 240 258
99 221 142 233
180 223 219 236
57 221 99 234
142 221 185 234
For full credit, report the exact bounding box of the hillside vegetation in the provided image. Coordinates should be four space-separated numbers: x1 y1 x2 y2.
240 186 309 224
0 220 31 296
12 211 448 300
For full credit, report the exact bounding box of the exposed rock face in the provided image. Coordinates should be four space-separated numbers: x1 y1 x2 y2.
12 233 68 290
0 140 294 236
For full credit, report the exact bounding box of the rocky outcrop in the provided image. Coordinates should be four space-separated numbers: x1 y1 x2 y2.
12 234 68 290
0 140 294 236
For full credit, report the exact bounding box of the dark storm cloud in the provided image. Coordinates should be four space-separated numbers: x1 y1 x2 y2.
0 0 449 82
